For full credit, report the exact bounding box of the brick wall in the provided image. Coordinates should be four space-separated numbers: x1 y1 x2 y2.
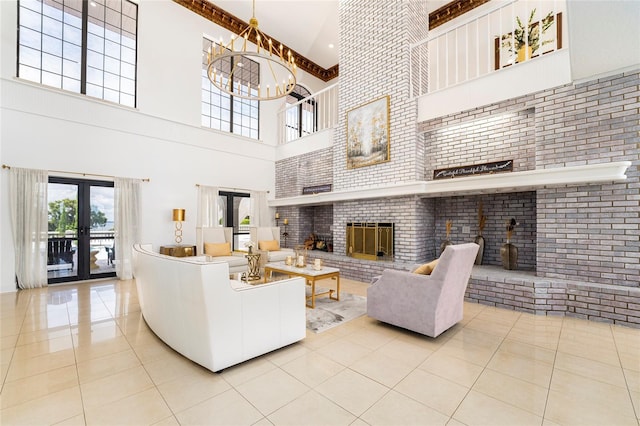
424 108 535 176
465 268 640 328
333 197 433 263
275 148 333 199
535 71 640 287
418 70 639 287
333 0 427 189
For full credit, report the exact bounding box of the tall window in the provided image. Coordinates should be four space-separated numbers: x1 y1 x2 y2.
285 84 317 141
201 37 259 140
18 0 138 107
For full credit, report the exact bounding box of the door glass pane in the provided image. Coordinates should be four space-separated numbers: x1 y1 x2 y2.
47 183 78 280
236 197 251 249
89 185 115 276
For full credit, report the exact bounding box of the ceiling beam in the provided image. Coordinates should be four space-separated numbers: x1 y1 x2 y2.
174 0 488 83
173 0 338 82
429 0 490 29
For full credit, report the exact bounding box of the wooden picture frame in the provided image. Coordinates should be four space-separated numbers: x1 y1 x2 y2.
346 95 390 169
494 12 562 70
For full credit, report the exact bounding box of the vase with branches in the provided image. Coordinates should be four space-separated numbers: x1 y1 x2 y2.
501 9 554 62
501 218 519 270
474 202 487 265
440 219 453 255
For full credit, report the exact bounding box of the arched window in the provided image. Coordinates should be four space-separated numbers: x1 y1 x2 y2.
285 84 317 141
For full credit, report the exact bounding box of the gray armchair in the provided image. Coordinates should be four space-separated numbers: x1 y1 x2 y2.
367 243 479 337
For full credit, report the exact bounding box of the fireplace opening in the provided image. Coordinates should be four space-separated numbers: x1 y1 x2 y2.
346 222 394 260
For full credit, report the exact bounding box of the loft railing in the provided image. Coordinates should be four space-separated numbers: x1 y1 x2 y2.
277 83 338 145
410 0 565 98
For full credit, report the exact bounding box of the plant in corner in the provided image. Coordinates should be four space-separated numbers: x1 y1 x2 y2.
440 219 453 255
474 201 487 265
501 8 554 63
500 218 519 270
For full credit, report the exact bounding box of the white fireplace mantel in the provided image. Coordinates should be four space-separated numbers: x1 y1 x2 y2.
269 161 632 207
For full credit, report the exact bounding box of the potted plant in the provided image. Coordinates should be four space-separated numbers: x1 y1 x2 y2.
501 9 554 63
500 218 519 270
474 202 486 265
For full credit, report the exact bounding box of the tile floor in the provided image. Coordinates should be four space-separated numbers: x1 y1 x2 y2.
0 278 639 426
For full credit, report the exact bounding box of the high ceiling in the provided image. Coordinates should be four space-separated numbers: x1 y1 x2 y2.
212 1 340 70
208 1 454 71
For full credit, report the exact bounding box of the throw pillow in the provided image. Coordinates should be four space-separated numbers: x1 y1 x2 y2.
259 240 280 251
204 242 231 257
414 259 439 275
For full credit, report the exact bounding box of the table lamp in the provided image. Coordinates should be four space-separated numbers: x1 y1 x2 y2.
172 208 185 244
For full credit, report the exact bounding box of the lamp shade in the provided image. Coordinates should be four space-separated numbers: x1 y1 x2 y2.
172 209 185 222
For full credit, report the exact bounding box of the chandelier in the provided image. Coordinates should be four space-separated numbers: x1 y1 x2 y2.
206 0 297 101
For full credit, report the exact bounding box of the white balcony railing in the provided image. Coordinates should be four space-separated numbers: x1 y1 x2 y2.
277 83 338 145
410 0 566 98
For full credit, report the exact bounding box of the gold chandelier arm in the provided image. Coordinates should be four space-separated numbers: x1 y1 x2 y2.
206 0 297 101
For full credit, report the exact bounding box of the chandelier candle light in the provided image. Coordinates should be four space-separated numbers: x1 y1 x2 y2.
206 0 297 101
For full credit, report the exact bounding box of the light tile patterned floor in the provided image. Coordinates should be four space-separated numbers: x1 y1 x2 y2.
0 278 639 426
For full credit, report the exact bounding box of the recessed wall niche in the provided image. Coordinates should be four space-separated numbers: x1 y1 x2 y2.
433 192 536 270
299 205 334 251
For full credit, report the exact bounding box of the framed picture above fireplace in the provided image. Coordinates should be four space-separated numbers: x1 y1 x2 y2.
346 95 390 169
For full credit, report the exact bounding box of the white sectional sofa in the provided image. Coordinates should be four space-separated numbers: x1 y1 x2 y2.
132 244 306 372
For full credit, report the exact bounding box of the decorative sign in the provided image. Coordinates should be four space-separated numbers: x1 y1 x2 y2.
433 159 513 180
302 184 332 195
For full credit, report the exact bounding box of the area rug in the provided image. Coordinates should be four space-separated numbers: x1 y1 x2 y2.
306 290 367 333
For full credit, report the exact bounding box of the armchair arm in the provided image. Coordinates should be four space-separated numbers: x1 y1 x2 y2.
368 269 442 301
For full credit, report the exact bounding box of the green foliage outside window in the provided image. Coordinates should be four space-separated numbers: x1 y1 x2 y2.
48 199 108 234
48 198 77 234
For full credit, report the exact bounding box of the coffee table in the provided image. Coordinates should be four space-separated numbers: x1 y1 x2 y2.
264 262 340 308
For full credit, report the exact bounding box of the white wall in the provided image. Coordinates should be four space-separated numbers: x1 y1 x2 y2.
0 0 328 292
418 49 572 121
567 0 640 81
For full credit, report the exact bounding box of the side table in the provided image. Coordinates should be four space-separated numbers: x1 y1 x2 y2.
245 253 261 281
159 245 197 257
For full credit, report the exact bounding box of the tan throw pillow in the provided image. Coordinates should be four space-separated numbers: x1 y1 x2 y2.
259 240 280 251
414 259 439 275
204 242 231 257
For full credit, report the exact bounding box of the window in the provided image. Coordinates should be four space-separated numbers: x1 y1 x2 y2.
201 37 259 139
18 0 138 107
285 84 317 141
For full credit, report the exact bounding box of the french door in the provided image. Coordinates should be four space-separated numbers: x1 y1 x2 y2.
47 177 116 284
218 191 251 250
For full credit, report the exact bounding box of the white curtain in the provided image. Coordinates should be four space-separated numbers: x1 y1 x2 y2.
250 191 271 228
9 167 49 289
196 185 220 252
114 177 140 280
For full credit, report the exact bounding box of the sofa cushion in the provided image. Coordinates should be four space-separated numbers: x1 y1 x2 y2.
414 259 439 275
259 240 280 251
204 242 231 257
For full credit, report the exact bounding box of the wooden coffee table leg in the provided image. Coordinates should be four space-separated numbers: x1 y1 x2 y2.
310 278 316 308
330 274 340 301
